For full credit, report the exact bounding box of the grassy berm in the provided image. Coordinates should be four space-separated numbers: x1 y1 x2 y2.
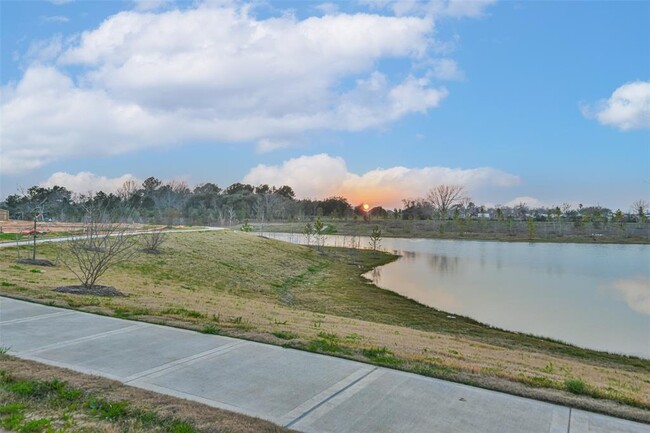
1 230 648 423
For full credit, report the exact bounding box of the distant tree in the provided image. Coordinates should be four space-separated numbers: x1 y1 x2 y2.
303 222 314 245
142 177 162 192
632 200 649 222
527 217 536 240
369 225 382 251
240 220 253 232
314 217 326 249
255 184 272 195
427 185 467 220
275 185 296 200
225 183 254 195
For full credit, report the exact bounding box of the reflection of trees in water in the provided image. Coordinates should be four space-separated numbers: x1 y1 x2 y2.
427 254 460 275
398 250 417 263
370 266 382 283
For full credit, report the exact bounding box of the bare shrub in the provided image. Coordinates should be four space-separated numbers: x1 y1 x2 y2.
141 228 167 253
61 219 138 290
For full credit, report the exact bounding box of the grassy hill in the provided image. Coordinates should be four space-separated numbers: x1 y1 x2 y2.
1 230 648 422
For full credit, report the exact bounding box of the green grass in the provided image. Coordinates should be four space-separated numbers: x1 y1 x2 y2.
272 331 298 340
201 325 220 335
308 332 347 353
362 347 403 366
1 230 649 416
565 378 588 395
0 370 197 433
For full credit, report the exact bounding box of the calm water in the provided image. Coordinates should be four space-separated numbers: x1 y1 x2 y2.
266 232 650 358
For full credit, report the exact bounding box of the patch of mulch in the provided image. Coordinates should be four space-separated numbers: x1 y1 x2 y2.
16 258 56 267
53 285 126 297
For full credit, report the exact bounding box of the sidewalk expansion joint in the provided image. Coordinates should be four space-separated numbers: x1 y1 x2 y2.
284 367 378 429
0 311 76 325
124 340 248 384
16 323 147 355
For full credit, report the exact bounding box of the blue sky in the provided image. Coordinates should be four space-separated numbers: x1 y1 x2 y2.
1 0 648 210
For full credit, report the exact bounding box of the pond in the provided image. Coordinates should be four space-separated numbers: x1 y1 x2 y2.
265 232 650 358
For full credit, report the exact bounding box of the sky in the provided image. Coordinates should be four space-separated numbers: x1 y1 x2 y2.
1 0 649 210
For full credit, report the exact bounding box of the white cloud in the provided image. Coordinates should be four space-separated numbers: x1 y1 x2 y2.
243 153 519 208
582 81 650 131
41 172 141 195
49 0 74 4
25 35 64 63
612 276 650 315
505 196 543 208
2 3 459 173
428 58 464 80
256 138 294 153
315 3 339 15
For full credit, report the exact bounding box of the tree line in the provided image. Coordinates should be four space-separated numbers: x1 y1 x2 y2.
2 179 648 226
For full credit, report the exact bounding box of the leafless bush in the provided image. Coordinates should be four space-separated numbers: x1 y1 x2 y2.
61 221 138 289
141 228 167 253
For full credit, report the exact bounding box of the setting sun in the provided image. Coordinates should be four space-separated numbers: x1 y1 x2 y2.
362 203 370 211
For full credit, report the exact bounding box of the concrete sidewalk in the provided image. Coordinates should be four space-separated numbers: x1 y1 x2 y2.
1 297 647 433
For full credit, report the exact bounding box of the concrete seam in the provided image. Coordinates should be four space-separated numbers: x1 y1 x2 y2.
0 311 76 325
284 367 378 429
124 341 248 384
16 323 147 355
567 408 572 433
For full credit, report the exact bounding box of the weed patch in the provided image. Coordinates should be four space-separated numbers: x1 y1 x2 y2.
201 325 220 335
272 331 297 340
362 347 403 366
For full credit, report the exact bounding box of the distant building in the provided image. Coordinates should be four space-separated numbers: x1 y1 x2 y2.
0 209 8 221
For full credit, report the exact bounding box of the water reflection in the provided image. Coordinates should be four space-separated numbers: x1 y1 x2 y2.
369 266 382 284
611 276 650 315
428 254 460 275
266 232 650 357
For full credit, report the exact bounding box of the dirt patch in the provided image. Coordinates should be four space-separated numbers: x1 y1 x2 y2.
16 258 56 266
53 285 126 297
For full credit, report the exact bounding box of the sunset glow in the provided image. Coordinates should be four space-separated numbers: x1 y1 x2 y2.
362 203 370 211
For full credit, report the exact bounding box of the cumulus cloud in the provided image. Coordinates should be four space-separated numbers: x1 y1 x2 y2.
243 153 519 207
1 2 460 173
24 35 64 63
582 81 650 131
504 196 543 208
611 276 650 315
428 58 464 81
41 172 141 195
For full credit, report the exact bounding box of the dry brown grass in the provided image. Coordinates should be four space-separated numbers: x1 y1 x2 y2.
1 230 648 422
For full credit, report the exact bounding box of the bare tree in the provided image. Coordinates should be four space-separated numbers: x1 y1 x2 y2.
631 200 649 221
141 227 167 254
61 218 138 291
117 179 139 202
427 185 467 220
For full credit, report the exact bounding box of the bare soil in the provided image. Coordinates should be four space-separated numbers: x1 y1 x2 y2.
53 285 126 297
16 258 56 266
